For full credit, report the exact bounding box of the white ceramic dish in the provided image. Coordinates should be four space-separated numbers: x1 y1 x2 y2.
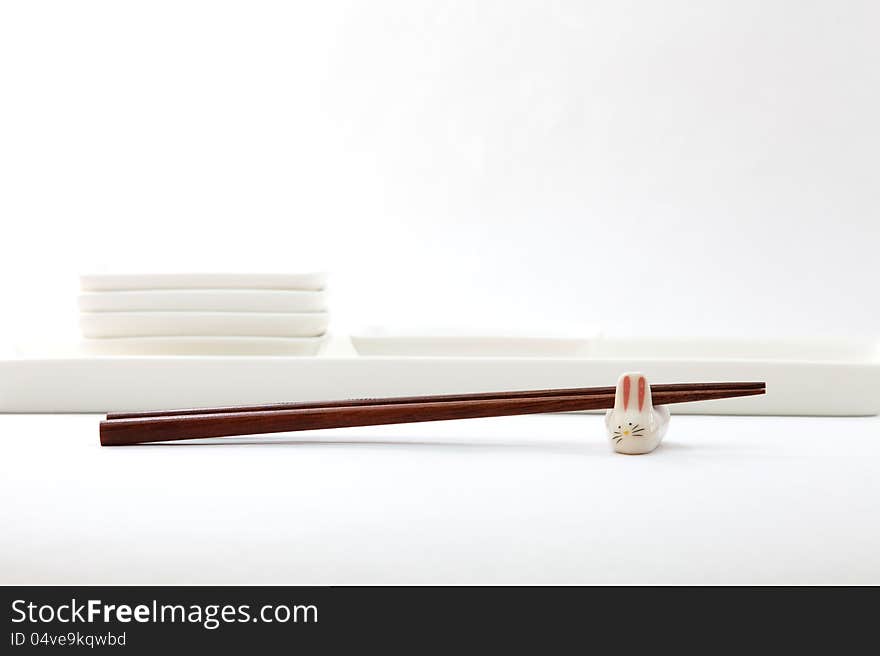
79 336 326 356
1 336 877 415
351 335 592 357
78 289 328 313
80 312 329 338
80 273 327 291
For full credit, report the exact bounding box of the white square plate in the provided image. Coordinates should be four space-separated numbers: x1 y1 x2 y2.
80 273 327 291
78 289 328 313
1 336 876 415
80 311 329 338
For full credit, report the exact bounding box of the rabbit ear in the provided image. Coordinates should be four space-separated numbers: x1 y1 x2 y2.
637 375 652 411
613 373 634 411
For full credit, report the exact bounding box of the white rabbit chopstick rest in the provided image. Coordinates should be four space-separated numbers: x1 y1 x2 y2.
605 372 670 455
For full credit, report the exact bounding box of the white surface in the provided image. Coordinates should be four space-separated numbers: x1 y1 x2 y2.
1 412 878 584
79 273 327 292
78 289 328 313
80 311 330 338
2 336 876 414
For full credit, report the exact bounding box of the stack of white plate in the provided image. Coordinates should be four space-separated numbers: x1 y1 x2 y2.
78 273 329 356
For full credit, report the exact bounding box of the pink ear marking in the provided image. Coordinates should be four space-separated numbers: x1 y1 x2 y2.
638 377 646 411
622 376 631 410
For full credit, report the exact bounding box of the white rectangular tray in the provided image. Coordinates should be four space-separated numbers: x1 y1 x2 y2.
1 337 877 415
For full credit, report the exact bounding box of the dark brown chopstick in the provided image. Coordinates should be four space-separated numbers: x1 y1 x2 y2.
100 385 765 446
106 382 766 420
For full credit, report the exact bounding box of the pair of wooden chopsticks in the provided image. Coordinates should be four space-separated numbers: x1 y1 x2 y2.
99 381 765 446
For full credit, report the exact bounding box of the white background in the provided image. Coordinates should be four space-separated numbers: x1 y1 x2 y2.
0 1 878 585
0 0 878 342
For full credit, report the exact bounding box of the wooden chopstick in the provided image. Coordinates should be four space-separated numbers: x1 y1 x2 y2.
106 382 766 420
100 384 765 446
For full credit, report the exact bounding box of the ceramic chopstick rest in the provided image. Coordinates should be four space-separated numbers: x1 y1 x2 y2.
605 372 670 455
